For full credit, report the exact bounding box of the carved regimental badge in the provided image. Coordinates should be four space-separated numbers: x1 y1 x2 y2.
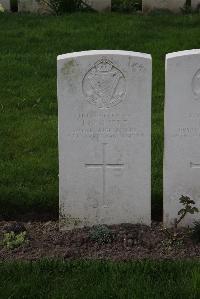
82 59 126 108
192 69 200 98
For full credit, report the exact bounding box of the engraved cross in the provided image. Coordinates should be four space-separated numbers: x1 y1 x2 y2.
85 143 124 206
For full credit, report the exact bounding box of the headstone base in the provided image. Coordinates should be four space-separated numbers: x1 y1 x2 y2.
143 0 186 13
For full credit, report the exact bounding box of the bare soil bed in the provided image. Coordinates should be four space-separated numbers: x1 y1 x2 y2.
0 221 200 261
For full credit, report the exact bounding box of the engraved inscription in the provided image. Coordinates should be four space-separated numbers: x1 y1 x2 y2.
175 127 200 137
190 162 200 169
192 69 200 98
172 112 200 138
82 59 126 109
66 112 144 140
85 143 124 206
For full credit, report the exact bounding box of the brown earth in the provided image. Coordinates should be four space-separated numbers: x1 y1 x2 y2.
0 221 200 261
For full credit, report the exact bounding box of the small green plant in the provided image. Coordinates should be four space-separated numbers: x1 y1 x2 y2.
0 3 5 12
1 231 28 250
161 195 199 244
89 225 113 245
191 220 200 243
176 195 199 227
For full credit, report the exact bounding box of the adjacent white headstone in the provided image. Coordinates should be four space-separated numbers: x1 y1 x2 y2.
143 0 186 13
58 50 151 230
0 0 10 10
164 50 200 227
86 0 111 12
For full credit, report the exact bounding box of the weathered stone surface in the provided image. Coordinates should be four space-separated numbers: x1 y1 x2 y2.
86 0 111 11
143 0 186 13
58 50 151 230
192 0 200 10
0 0 10 10
18 0 40 13
164 50 200 227
17 0 110 13
18 0 51 13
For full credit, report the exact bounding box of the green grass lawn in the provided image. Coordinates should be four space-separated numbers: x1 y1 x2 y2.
1 12 200 220
0 260 199 298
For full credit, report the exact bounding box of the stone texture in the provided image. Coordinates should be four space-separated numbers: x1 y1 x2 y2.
18 0 51 13
164 50 200 227
17 0 110 13
86 0 111 11
0 0 10 10
143 0 186 13
192 0 200 10
18 0 40 13
58 50 151 230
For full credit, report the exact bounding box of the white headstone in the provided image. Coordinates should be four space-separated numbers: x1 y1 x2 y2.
58 50 152 230
86 0 111 12
18 0 51 13
18 0 40 13
164 50 200 227
0 0 10 10
143 0 186 13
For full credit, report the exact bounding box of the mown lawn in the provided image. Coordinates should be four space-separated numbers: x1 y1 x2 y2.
0 260 199 299
1 12 200 220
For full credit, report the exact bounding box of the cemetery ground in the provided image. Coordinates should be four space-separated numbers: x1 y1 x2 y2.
0 11 200 297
